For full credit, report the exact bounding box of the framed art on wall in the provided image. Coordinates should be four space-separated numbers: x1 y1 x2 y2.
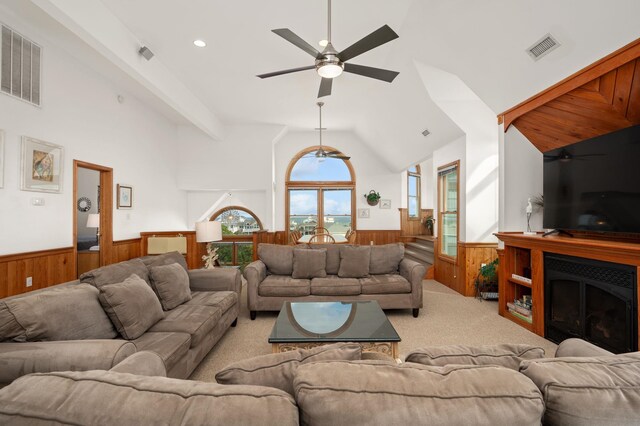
0 130 4 188
117 184 133 209
21 136 64 193
379 199 391 209
357 208 370 219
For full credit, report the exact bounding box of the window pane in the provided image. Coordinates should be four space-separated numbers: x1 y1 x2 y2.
408 175 418 197
290 189 318 234
408 196 418 218
408 165 417 173
213 242 233 266
323 189 352 237
442 213 457 257
213 209 261 235
237 242 253 270
444 172 457 212
290 157 351 181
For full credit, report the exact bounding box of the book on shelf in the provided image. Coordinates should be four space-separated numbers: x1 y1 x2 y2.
511 273 532 284
508 308 533 323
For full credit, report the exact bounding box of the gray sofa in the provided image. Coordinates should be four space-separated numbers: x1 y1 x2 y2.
244 243 426 320
0 252 241 386
2 338 639 425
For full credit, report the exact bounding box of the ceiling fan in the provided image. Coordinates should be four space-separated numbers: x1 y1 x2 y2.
257 0 400 98
303 102 350 160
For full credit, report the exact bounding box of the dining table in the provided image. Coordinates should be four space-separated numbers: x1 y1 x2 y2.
297 234 348 244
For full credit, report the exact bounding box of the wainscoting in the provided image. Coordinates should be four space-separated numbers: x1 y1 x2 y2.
434 239 498 297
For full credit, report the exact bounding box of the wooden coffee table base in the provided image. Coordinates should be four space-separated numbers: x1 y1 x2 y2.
272 341 399 359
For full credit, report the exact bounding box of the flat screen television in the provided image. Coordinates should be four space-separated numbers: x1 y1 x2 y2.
543 124 640 234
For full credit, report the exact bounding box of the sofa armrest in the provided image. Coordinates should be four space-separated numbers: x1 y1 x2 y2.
188 268 241 294
244 260 267 311
0 339 136 385
110 351 166 377
399 258 425 309
554 338 615 358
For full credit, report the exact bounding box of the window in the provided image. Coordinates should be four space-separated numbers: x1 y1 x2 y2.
438 161 459 259
286 146 355 237
407 165 421 219
210 206 263 269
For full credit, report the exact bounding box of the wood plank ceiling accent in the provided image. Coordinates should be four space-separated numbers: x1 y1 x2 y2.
499 37 640 152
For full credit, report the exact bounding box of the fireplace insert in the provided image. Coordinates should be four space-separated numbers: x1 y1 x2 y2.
544 253 637 353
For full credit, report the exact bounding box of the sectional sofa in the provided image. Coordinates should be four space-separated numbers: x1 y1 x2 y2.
245 243 426 319
0 252 241 386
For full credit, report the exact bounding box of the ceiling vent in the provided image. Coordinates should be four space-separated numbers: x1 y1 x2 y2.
1 24 41 106
526 33 560 61
422 129 431 137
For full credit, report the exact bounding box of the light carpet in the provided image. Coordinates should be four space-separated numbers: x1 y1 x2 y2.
190 279 557 382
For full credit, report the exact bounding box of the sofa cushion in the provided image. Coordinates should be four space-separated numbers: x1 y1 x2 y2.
369 243 404 275
405 344 546 370
148 263 192 310
520 352 640 425
258 275 311 297
0 370 299 426
148 304 221 348
3 283 116 342
186 291 238 314
294 361 544 426
338 246 371 278
292 248 327 279
258 244 300 275
140 251 189 273
359 274 411 294
307 244 341 275
216 343 362 395
98 275 164 340
310 276 361 296
132 332 191 373
80 258 151 288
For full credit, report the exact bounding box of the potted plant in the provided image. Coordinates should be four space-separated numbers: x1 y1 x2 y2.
365 190 381 206
475 258 499 300
423 215 435 235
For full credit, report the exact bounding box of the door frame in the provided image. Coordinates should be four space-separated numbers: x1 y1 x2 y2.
73 160 113 275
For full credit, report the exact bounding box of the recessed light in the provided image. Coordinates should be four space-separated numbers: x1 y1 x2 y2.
319 39 328 47
193 39 207 48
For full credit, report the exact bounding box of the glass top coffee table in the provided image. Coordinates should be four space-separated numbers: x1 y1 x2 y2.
269 301 401 359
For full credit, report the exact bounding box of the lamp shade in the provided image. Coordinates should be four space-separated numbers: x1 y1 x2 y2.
86 213 100 228
196 221 222 243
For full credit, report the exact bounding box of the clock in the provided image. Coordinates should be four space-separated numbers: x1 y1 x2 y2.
77 197 92 212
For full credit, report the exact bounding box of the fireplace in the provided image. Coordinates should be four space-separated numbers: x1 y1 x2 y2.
544 253 637 353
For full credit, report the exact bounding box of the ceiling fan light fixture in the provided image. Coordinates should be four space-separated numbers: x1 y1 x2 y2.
193 39 207 48
317 63 344 78
319 39 329 47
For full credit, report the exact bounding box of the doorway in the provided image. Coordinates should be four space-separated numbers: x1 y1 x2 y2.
73 160 113 277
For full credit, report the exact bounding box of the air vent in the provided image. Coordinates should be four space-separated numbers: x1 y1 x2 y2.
421 129 430 137
526 33 560 61
1 24 41 106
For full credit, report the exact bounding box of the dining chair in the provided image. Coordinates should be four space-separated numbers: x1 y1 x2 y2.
308 233 336 244
314 226 330 235
347 230 357 244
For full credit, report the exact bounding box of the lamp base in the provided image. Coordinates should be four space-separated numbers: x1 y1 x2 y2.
202 242 219 269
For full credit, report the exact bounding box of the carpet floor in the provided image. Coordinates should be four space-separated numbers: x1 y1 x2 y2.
190 279 557 382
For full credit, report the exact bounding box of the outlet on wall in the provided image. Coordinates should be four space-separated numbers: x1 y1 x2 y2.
26 277 33 287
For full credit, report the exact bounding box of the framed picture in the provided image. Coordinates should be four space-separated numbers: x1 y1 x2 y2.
117 184 133 209
357 208 370 219
379 199 391 209
21 136 64 193
0 130 4 189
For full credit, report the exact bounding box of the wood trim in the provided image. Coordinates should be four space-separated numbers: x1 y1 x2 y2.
399 208 433 237
437 160 460 262
0 246 75 263
499 37 640 129
407 164 421 221
209 205 264 230
285 145 356 184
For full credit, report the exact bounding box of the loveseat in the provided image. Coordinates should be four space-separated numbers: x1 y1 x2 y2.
244 243 425 320
0 252 241 386
2 339 639 425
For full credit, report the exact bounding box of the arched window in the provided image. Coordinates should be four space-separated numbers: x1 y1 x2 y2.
286 146 355 237
209 206 263 269
407 165 421 219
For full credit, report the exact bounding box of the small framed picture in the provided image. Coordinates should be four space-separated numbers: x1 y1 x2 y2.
21 136 64 193
379 199 391 209
117 184 133 209
358 208 370 219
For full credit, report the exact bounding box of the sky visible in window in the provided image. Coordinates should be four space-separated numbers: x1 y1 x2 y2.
289 189 351 216
290 157 351 181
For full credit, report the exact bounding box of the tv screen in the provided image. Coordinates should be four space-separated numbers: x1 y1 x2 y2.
543 124 640 234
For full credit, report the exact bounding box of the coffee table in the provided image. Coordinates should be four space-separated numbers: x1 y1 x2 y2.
268 301 401 359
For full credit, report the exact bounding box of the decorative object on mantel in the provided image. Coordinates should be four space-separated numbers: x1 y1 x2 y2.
475 258 498 300
365 190 380 206
531 194 543 211
0 129 4 188
379 199 391 209
423 215 435 236
357 208 370 219
524 198 536 235
86 213 100 245
117 184 133 209
77 197 92 212
20 136 64 193
196 221 223 269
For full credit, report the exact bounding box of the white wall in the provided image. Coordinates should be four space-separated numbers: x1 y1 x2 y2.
186 190 268 230
76 167 99 240
0 12 187 255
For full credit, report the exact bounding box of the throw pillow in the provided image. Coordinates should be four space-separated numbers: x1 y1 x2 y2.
338 245 371 278
215 343 362 395
308 244 341 275
292 248 327 279
258 244 299 275
80 258 151 288
98 274 164 340
140 251 189 273
369 243 404 275
404 344 546 370
148 263 192 310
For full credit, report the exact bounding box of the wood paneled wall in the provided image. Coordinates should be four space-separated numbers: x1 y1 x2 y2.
355 230 402 245
111 238 142 264
399 208 433 237
433 239 498 297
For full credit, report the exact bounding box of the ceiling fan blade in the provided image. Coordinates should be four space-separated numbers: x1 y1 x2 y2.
318 78 333 98
325 151 351 160
343 63 399 82
272 28 325 59
338 25 399 62
257 65 315 79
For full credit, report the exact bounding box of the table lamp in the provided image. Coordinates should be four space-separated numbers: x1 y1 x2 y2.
86 213 100 245
196 221 222 269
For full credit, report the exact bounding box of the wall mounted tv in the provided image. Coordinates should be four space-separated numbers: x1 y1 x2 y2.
543 124 640 234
